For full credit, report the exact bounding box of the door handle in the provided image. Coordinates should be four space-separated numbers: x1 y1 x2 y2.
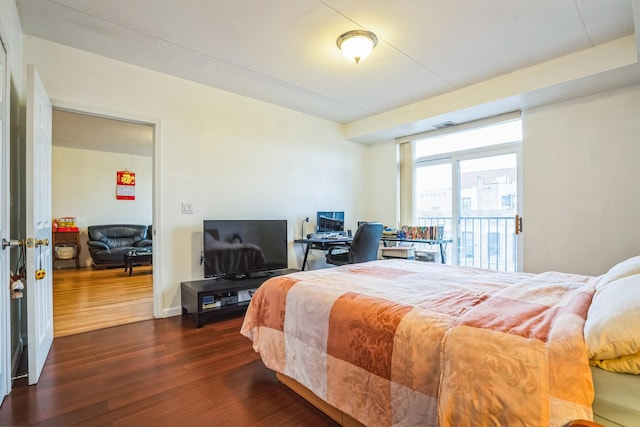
515 215 523 234
35 238 49 247
2 238 25 250
24 237 50 248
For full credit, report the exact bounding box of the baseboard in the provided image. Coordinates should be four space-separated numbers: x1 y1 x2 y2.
163 306 182 318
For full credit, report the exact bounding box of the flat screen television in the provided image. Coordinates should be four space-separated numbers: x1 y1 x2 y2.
316 211 344 232
203 220 288 279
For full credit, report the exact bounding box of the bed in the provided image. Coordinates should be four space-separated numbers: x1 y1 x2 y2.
241 257 640 427
591 367 640 426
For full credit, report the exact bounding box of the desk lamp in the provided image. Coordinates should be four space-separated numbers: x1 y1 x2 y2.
301 217 309 239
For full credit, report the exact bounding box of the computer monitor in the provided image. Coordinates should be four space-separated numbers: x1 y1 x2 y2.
316 211 344 232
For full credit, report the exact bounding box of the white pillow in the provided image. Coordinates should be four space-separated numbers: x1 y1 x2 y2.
585 274 640 367
597 255 640 291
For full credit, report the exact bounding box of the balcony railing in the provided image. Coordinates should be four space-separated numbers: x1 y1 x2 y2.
416 216 517 272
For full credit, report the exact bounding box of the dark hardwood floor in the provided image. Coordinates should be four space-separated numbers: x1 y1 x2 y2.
0 314 338 426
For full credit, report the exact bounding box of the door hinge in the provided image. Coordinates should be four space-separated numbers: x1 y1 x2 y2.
515 215 523 234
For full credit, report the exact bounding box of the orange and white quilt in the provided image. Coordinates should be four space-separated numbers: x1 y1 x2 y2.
241 259 597 427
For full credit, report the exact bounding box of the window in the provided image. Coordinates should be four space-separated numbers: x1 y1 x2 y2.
461 231 474 260
400 116 522 271
501 194 513 210
415 119 522 158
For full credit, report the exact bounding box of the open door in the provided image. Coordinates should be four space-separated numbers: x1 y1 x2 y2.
25 64 53 385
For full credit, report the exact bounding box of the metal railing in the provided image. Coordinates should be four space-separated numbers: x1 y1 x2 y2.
416 216 516 272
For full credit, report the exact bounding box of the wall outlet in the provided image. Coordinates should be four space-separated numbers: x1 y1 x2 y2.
181 202 194 214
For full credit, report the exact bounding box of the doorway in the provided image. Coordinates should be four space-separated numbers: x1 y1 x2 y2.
10 102 159 386
50 109 154 337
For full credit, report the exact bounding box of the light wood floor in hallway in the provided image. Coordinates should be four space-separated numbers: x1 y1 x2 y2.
53 265 153 338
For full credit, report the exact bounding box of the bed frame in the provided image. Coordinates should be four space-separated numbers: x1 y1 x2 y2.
277 373 365 427
591 367 640 426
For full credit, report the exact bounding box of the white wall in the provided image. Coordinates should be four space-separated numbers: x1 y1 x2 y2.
52 146 152 267
522 84 640 276
0 0 23 93
23 36 365 316
364 142 398 228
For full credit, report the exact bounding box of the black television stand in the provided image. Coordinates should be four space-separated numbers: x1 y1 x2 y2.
225 273 249 281
181 268 298 328
225 271 274 281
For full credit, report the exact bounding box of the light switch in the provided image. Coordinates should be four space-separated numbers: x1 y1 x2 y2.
182 202 194 214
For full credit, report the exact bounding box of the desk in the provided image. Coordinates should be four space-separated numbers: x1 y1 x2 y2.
381 238 452 264
294 238 352 271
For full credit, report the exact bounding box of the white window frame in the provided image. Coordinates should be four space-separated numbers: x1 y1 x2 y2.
397 112 524 271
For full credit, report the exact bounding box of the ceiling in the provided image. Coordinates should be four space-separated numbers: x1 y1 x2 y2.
16 0 640 141
53 109 153 156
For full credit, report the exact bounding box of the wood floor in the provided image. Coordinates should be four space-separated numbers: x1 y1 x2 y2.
0 315 338 426
53 265 154 338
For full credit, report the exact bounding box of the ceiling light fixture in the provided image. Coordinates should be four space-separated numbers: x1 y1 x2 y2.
336 30 378 64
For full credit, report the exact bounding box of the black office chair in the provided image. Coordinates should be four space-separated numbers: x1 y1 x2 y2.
326 222 383 266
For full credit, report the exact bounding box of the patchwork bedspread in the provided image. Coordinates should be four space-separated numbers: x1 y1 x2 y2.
240 259 598 426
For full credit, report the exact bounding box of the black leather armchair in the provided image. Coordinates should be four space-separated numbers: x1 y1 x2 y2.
87 224 152 268
326 222 383 266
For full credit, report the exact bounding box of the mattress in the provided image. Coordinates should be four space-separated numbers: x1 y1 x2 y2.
591 367 640 427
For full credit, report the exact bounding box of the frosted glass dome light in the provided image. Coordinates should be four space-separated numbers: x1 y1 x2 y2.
336 30 378 64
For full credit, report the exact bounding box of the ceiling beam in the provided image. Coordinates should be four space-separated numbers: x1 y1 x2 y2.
345 35 639 144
